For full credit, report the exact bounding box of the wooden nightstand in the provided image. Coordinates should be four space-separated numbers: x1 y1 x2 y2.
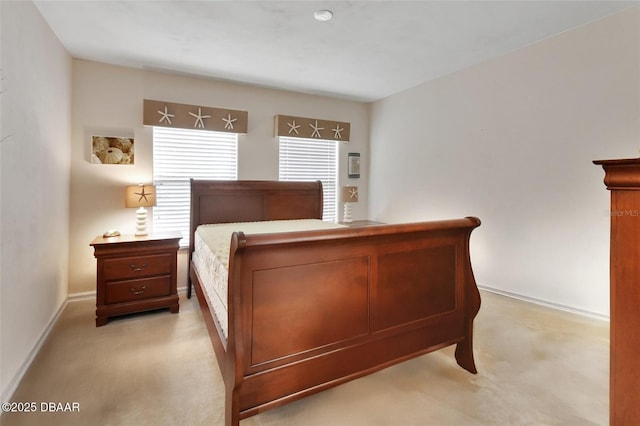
90 232 182 327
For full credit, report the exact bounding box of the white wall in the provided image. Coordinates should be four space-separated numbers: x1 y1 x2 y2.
369 7 640 317
69 61 369 295
0 1 71 400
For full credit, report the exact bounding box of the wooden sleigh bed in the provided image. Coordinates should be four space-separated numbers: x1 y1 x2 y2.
187 179 481 426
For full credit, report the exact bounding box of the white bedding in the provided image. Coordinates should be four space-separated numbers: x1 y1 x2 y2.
192 219 346 340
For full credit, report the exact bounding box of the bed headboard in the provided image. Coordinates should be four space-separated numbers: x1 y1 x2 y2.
189 179 323 250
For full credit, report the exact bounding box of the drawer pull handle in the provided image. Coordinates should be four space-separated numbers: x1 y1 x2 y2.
130 285 147 295
130 263 147 272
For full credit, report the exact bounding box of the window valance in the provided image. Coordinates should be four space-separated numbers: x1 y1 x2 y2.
143 99 248 134
274 114 350 141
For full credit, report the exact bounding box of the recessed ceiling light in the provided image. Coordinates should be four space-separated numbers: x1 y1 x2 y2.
314 9 333 22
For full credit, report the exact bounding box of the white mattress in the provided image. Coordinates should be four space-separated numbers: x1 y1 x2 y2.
192 219 346 340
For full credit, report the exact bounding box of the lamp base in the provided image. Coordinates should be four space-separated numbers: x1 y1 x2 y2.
134 207 149 236
342 203 353 223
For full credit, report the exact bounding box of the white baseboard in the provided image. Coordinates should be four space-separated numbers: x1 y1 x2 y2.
67 290 95 302
1 298 68 405
478 284 610 322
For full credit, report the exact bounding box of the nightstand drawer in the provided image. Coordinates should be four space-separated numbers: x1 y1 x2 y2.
103 253 172 280
105 276 171 304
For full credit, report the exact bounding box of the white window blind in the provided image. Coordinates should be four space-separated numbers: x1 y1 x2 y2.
279 136 339 222
153 127 237 246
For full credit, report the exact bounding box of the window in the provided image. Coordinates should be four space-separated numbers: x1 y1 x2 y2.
153 127 237 246
279 136 339 222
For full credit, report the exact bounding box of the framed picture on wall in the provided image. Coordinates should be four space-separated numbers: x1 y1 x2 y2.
348 152 360 178
91 136 135 165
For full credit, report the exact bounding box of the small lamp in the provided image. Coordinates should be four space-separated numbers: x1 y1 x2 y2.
342 186 359 223
125 184 156 236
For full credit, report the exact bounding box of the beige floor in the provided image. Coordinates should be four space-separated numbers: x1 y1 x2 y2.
1 290 609 426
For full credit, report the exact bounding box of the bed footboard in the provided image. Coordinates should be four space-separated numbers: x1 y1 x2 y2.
199 217 481 425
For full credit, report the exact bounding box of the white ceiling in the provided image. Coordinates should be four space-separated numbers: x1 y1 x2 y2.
34 0 638 102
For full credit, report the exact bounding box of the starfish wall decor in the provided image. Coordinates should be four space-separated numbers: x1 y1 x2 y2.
157 106 175 125
274 115 351 141
222 113 237 130
332 124 344 139
287 120 300 135
143 100 248 134
309 120 325 138
189 107 212 129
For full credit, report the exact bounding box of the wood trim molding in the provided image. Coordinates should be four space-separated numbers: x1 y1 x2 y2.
143 99 248 133
274 114 350 141
593 158 640 190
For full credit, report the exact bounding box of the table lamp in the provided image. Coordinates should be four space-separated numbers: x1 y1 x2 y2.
125 184 156 236
342 185 359 223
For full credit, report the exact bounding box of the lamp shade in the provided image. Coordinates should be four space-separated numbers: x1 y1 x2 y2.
342 186 359 203
125 184 157 208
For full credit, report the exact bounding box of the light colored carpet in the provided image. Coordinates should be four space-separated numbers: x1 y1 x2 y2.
1 290 608 426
